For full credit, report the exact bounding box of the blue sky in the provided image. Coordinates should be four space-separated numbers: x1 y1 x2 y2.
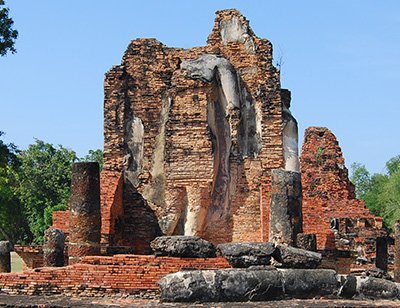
0 0 399 174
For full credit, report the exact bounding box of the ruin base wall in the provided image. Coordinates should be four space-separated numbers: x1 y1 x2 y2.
0 255 230 296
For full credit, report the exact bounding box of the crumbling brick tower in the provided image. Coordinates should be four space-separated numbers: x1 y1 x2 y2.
300 127 386 262
100 9 299 253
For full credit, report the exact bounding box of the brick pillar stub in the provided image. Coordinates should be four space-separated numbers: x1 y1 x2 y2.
0 241 12 273
269 169 303 246
394 220 400 282
68 162 101 263
297 233 317 251
43 228 65 267
375 236 388 272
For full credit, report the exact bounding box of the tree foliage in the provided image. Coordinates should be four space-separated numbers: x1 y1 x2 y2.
0 132 30 244
351 155 400 231
0 0 18 56
350 162 372 200
80 149 104 170
17 140 77 243
1 132 104 244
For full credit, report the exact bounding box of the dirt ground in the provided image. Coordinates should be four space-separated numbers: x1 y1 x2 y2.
0 295 399 307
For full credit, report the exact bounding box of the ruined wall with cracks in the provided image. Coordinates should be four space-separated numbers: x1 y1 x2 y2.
300 127 386 262
94 9 300 252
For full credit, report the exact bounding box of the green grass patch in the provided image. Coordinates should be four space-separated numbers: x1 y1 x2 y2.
11 252 24 272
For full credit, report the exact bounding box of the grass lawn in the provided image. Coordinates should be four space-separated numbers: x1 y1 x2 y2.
11 252 24 272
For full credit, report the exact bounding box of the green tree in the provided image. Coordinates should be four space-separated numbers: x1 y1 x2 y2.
0 0 18 56
386 155 400 176
380 156 400 229
81 149 104 170
1 134 103 244
17 140 77 243
351 156 400 231
350 162 372 200
0 132 30 244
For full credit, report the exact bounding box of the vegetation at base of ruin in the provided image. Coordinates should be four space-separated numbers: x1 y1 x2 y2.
0 132 103 244
351 155 400 232
0 0 18 57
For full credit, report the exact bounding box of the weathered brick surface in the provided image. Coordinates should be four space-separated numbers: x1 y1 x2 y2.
269 169 302 246
300 127 386 262
52 211 69 234
43 229 65 267
68 163 101 263
100 9 287 249
0 255 230 296
13 246 43 269
100 170 124 246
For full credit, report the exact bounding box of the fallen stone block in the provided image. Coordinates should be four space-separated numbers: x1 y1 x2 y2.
274 245 322 269
356 276 400 300
216 242 276 268
280 269 339 299
150 236 216 258
338 275 357 299
158 268 284 302
363 267 393 281
218 268 283 301
158 270 219 302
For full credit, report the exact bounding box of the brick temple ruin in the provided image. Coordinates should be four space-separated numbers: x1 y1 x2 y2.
51 8 387 268
55 9 300 253
2 9 398 299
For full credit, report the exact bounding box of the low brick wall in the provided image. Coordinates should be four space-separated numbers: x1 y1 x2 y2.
13 245 44 269
0 255 230 296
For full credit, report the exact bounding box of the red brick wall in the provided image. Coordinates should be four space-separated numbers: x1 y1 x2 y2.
52 211 69 234
0 255 230 296
260 182 272 241
13 246 43 269
100 170 124 246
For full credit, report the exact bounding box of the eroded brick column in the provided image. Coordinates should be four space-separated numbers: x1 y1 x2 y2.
269 169 302 246
0 241 12 273
394 220 400 282
297 233 317 251
376 236 388 272
68 162 101 264
43 228 65 267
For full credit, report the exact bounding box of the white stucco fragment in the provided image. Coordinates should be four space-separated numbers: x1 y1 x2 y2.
181 54 240 113
124 116 144 187
220 16 256 54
